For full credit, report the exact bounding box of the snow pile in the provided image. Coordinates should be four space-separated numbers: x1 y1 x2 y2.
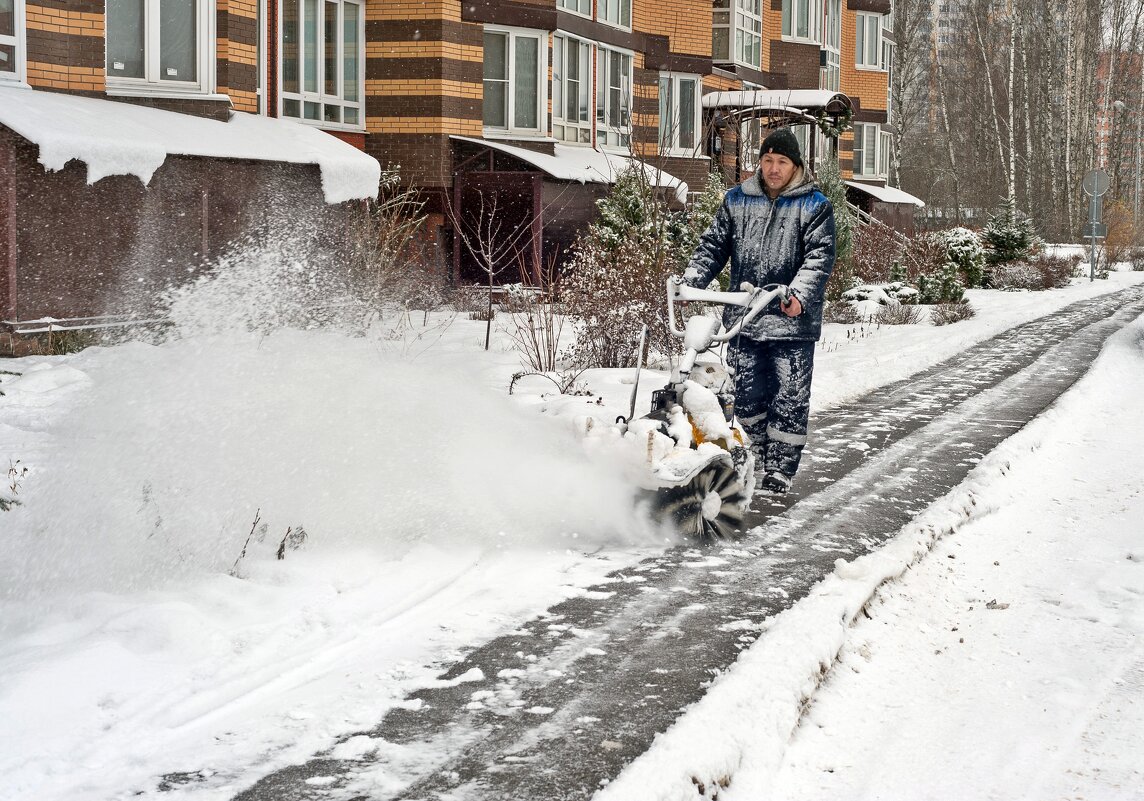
0 260 635 617
0 85 381 203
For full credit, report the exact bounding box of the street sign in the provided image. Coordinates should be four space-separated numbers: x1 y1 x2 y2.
1082 169 1111 197
1082 222 1108 239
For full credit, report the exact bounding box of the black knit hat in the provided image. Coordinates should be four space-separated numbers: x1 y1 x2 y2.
760 127 803 167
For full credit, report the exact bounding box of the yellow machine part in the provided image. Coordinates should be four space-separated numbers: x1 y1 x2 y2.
689 416 745 451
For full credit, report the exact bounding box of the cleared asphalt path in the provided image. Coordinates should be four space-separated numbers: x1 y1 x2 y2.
230 285 1144 801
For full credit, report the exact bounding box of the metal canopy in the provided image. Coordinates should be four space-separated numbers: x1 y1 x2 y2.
701 89 852 119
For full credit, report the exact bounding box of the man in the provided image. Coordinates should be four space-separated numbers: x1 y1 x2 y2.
683 127 836 495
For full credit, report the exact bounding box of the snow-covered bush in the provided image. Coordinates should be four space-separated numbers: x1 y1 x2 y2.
850 219 906 284
822 300 863 324
1035 252 1081 287
675 171 725 266
930 300 976 326
874 303 924 325
982 197 1042 265
1131 246 1144 271
992 253 1078 291
916 261 965 304
902 232 950 283
940 227 986 287
561 168 682 369
501 262 566 373
989 261 1044 290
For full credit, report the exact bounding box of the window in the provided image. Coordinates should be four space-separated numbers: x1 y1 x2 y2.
281 0 363 127
712 0 729 61
482 27 546 134
658 73 700 155
853 123 887 177
598 0 630 29
553 33 592 143
856 12 882 68
713 0 761 68
596 45 632 148
782 0 823 43
821 49 839 91
106 0 210 92
735 0 762 66
557 0 590 16
821 0 840 91
0 0 25 83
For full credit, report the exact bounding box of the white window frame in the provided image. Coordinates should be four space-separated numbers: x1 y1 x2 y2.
279 0 365 131
855 12 883 70
658 72 702 157
712 0 730 62
481 25 547 137
597 0 631 31
853 122 887 178
820 0 840 91
106 0 214 96
553 32 593 145
0 0 26 85
713 0 761 68
782 0 823 44
596 43 633 149
257 0 268 114
557 0 590 18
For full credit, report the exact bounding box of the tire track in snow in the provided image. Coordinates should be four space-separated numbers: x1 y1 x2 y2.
225 285 1144 801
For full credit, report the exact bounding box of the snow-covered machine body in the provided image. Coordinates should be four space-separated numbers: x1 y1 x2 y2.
592 278 790 540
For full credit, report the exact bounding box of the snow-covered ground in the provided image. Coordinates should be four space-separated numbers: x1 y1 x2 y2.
1 262 1142 801
596 275 1144 801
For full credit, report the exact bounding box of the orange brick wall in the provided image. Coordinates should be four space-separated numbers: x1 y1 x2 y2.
217 0 260 113
635 0 712 58
25 1 106 93
762 5 782 74
840 9 888 112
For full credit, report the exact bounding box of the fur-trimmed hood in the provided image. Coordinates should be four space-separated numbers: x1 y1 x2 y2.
739 166 817 199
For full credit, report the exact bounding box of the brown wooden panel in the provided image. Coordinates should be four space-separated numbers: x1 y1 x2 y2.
847 0 892 13
367 57 482 82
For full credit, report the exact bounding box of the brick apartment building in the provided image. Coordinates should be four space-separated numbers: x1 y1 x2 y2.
0 0 380 352
0 0 919 345
357 0 917 281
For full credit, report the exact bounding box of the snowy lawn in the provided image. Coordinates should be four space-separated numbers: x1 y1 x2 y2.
1 268 1142 800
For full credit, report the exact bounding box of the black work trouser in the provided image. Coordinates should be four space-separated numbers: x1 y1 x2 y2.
730 338 816 478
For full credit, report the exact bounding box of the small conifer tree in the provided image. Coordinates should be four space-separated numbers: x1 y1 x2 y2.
983 197 1042 265
942 226 986 287
816 158 855 301
561 167 683 368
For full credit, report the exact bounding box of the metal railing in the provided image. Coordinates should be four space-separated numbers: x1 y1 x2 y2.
2 314 166 336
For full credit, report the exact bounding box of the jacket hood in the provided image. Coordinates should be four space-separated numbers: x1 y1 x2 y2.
741 166 818 199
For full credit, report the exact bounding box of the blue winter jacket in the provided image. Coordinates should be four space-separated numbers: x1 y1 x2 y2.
684 169 836 341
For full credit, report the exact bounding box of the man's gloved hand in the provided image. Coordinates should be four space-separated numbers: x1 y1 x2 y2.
781 293 802 317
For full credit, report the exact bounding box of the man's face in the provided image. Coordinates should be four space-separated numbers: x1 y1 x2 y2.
761 152 797 194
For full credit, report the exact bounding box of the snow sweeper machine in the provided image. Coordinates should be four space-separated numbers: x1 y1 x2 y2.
585 277 791 541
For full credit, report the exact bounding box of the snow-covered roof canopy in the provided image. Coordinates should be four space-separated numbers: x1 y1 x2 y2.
450 135 689 205
845 180 926 208
702 89 852 116
0 86 381 204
